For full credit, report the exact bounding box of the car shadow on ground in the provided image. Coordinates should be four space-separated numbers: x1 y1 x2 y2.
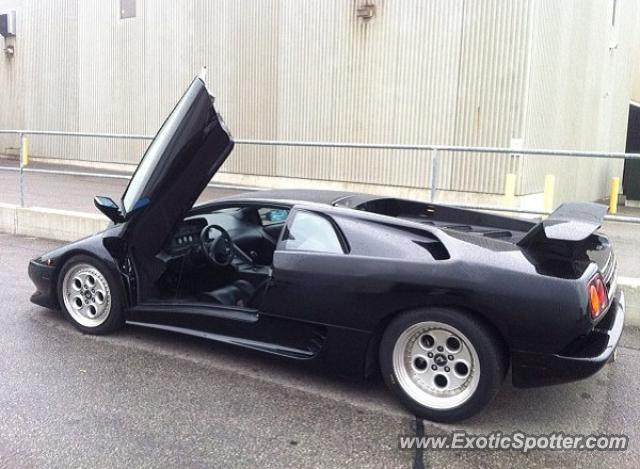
32 306 407 416
32 306 612 435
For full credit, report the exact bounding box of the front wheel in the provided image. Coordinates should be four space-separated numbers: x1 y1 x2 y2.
380 307 506 422
57 255 125 334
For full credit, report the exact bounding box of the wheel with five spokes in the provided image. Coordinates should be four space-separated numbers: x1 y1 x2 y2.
57 255 125 334
380 307 506 422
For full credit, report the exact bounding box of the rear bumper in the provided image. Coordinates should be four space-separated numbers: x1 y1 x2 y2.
512 290 625 388
28 259 58 309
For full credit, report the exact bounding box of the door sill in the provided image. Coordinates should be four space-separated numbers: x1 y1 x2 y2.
129 301 259 323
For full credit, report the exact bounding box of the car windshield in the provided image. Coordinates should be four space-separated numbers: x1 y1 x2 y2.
121 82 197 213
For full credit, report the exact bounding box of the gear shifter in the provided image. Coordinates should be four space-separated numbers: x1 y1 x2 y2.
249 250 259 269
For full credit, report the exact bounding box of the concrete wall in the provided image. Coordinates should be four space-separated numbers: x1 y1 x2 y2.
0 0 639 207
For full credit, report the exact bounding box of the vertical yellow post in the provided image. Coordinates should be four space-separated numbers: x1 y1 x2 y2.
543 174 555 212
504 173 516 208
609 177 620 214
22 135 28 166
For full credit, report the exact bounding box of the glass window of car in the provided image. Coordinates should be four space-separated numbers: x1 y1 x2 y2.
258 208 290 226
282 211 345 254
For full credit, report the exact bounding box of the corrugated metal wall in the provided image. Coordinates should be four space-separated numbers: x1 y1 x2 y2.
443 0 531 194
0 0 638 202
0 0 25 155
271 0 531 194
520 0 640 201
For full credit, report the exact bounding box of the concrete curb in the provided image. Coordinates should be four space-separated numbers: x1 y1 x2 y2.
618 277 640 328
0 203 109 242
0 203 638 328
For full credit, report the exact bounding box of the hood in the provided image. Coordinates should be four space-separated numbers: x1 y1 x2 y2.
122 75 234 258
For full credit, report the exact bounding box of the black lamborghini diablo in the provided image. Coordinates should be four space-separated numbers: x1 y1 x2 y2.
28 76 624 422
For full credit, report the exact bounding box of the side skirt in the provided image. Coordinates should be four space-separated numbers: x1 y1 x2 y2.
126 320 316 359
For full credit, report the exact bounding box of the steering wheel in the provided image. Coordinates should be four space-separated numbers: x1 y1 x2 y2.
200 224 235 267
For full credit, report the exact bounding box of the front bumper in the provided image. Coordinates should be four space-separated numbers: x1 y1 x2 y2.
512 289 625 388
28 259 59 309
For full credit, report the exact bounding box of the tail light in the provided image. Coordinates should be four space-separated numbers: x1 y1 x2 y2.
587 274 608 319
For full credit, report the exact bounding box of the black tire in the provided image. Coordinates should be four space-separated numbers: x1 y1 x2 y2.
379 307 506 422
57 254 125 335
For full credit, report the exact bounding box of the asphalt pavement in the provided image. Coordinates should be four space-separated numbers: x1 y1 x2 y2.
2 233 640 468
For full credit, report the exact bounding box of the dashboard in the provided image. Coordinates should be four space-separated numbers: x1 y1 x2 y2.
164 207 276 255
166 218 207 254
161 205 288 273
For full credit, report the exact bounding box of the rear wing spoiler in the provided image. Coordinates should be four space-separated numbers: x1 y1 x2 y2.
518 202 607 246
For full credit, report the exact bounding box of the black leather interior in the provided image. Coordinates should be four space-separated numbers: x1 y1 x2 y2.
201 280 256 307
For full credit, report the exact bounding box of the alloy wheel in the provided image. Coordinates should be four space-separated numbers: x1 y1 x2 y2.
61 263 112 328
392 321 480 410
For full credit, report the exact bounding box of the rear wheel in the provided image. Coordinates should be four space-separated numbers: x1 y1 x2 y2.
57 255 125 334
380 307 506 422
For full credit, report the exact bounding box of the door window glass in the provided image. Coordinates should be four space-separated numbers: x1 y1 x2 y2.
282 211 344 254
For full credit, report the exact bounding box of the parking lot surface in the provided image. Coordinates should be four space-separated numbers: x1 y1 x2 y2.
1 233 639 468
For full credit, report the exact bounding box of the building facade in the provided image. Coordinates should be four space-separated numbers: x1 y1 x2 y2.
1 0 639 208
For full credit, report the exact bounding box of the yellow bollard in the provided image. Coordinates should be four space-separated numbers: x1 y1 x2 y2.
609 177 620 214
22 136 28 166
543 174 555 213
504 173 516 208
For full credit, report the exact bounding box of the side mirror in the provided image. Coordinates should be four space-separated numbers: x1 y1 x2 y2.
266 209 288 223
94 196 124 224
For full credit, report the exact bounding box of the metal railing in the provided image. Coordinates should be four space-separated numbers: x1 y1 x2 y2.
2 129 640 223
